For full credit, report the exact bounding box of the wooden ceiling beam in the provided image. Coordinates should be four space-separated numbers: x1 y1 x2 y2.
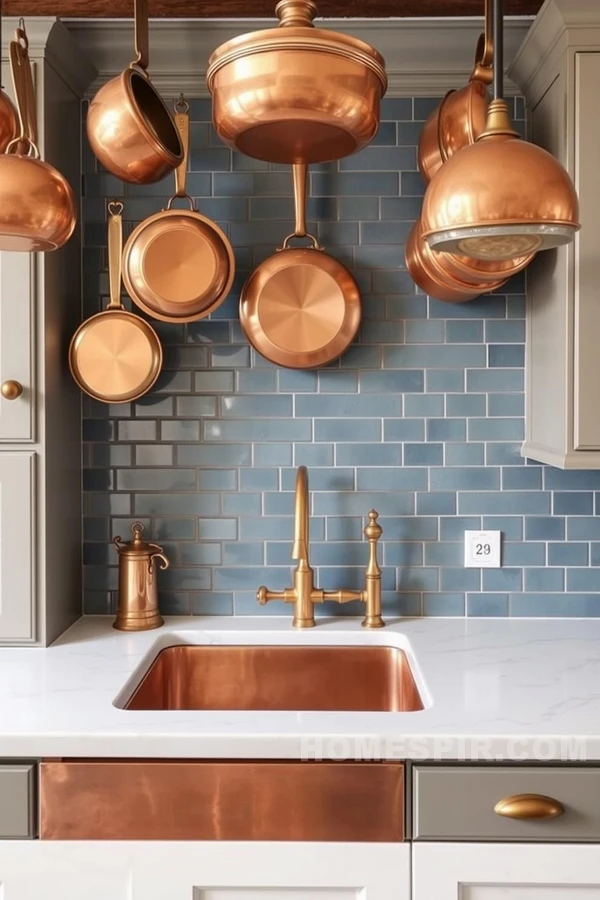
3 0 543 18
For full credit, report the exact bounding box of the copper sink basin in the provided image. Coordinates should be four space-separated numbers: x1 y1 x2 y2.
124 644 424 712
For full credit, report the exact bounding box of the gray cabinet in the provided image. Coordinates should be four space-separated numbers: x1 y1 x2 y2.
511 0 600 467
0 763 37 839
0 23 94 644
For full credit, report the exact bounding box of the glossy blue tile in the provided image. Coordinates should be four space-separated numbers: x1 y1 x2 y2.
431 467 500 490
439 516 480 540
568 517 600 540
483 516 523 540
482 568 522 591
340 145 416 171
223 492 262 515
383 419 425 441
237 370 278 392
417 492 457 515
553 491 594 515
566 568 600 592
445 442 485 466
318 370 358 393
427 418 466 441
315 419 382 442
281 467 354 492
525 567 565 592
359 319 405 345
294 444 334 466
296 394 401 418
510 594 600 617
313 492 414 516
177 443 252 466
446 320 484 344
468 417 524 441
549 542 588 566
440 568 480 591
502 466 543 490
117 469 196 491
423 593 465 616
467 369 524 392
486 442 525 466
326 517 364 541
485 320 526 342
503 542 546 566
254 444 293 466
399 567 438 592
426 370 464 393
193 372 234 393
383 542 424 567
488 393 525 417
459 492 551 515
405 394 444 417
525 516 565 541
357 468 428 491
176 396 217 417
360 370 424 393
380 196 422 220
545 468 600 490
385 344 486 369
404 320 445 344
467 594 509 617
220 395 292 417
204 419 311 442
404 443 443 466
446 394 486 417
312 172 399 196
488 344 525 368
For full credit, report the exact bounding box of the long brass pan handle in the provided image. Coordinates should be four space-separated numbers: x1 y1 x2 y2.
494 793 564 820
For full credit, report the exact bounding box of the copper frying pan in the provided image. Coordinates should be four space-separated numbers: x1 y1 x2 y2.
69 201 163 404
240 163 361 369
122 98 235 323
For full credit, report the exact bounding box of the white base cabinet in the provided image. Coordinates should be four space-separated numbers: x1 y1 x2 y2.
0 841 409 900
413 842 600 898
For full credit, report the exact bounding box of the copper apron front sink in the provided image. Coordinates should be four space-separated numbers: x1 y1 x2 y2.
124 644 424 712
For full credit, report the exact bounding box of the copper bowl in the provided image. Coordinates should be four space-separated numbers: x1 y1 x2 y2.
87 68 183 184
405 218 507 303
206 0 387 164
418 80 489 184
0 153 76 252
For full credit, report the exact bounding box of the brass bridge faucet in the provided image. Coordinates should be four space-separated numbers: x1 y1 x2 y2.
257 466 385 628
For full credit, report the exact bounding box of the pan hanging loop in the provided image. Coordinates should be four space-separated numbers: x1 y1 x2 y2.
174 94 189 114
107 199 124 217
165 193 194 211
279 232 321 252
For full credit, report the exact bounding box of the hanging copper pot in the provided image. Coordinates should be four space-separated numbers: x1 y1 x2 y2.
405 218 508 303
418 0 493 183
0 23 76 252
0 6 18 154
206 0 387 165
86 0 183 184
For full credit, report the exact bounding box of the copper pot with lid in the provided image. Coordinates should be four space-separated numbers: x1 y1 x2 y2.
206 0 387 164
113 522 169 632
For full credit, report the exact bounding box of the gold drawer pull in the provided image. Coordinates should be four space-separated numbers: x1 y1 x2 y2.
494 793 564 820
1 380 23 400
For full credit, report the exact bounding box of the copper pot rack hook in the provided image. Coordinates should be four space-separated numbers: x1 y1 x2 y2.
470 0 493 84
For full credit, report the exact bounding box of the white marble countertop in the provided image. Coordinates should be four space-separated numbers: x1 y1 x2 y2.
0 615 599 760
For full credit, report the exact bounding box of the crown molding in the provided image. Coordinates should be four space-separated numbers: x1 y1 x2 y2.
510 0 600 94
62 16 532 98
3 17 96 96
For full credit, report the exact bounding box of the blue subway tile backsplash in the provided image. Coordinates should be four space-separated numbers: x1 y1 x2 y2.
81 96 600 619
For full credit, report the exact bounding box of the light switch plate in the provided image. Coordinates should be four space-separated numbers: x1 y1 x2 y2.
464 530 502 568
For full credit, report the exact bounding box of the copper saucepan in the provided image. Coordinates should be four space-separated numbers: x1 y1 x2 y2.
405 218 508 303
122 98 235 323
240 163 361 368
86 0 183 184
0 23 76 252
207 0 387 165
418 0 493 183
69 201 163 403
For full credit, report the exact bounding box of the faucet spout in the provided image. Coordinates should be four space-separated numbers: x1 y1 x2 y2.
292 465 310 563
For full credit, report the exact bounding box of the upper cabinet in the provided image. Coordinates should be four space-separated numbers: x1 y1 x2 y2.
511 0 600 468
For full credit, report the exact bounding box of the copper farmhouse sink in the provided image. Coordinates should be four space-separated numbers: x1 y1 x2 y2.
124 644 424 712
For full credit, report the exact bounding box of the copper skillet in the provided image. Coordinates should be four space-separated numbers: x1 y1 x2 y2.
69 201 162 404
418 0 493 183
240 163 361 369
122 98 235 323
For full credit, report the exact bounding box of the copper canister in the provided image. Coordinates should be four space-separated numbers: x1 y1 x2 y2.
113 522 168 631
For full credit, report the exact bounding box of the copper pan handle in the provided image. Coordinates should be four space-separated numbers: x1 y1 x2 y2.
292 162 308 237
107 201 124 311
470 0 493 84
8 24 38 156
132 0 150 72
172 97 190 200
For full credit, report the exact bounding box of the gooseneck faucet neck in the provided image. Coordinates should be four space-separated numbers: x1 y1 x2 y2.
292 464 310 565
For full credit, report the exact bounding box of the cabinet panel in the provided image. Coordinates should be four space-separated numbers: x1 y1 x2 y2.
573 52 600 450
138 842 409 900
413 842 600 900
0 252 33 442
0 453 34 641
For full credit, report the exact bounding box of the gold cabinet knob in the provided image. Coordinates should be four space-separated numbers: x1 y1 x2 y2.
1 380 23 400
494 793 564 820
